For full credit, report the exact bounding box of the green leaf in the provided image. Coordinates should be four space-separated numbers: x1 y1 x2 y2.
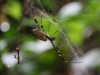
6 0 22 19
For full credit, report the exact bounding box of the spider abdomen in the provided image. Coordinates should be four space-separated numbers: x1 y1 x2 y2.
32 28 47 41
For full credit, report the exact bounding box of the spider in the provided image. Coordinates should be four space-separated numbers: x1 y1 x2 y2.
31 14 68 62
31 12 83 63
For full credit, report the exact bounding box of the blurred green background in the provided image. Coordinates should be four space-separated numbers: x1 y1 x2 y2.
0 0 100 75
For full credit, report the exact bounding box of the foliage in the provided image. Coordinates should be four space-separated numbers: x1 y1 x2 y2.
0 0 100 75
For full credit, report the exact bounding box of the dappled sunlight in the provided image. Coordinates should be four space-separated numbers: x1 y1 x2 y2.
22 40 52 54
0 22 10 32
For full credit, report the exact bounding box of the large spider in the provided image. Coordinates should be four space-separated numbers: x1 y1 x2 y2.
31 15 68 62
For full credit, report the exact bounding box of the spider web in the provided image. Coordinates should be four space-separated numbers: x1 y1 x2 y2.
33 0 95 75
24 0 96 75
0 0 99 75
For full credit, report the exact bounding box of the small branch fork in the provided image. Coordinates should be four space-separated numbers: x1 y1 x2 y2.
14 47 20 64
16 47 20 64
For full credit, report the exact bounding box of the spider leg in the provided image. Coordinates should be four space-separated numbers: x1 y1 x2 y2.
50 41 67 62
57 42 80 58
50 41 83 63
47 21 50 33
40 13 45 32
51 30 58 37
